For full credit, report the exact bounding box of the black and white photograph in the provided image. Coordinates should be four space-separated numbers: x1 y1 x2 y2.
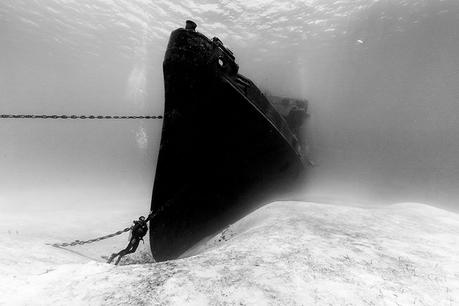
1 0 458 305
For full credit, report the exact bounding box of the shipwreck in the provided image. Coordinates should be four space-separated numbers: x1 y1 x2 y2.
149 21 309 261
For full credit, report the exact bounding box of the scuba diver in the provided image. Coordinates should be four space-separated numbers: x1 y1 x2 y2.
107 213 153 265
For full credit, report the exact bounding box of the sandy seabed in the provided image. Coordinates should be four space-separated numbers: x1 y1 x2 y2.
1 201 458 305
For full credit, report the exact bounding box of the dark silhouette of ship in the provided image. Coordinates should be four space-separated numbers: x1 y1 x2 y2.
150 21 309 261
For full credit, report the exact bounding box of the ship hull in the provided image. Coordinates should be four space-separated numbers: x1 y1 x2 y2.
150 27 306 261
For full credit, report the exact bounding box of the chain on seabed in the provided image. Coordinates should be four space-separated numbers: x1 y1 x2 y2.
0 114 163 119
47 227 133 247
46 209 164 247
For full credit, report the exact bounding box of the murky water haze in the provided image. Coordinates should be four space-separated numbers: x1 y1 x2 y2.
1 0 459 213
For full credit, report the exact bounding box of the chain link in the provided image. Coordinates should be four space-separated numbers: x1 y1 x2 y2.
47 226 133 247
1 114 163 120
46 210 164 248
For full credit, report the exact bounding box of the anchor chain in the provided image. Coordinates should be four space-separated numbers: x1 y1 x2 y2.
47 209 164 248
1 114 163 119
47 227 133 247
